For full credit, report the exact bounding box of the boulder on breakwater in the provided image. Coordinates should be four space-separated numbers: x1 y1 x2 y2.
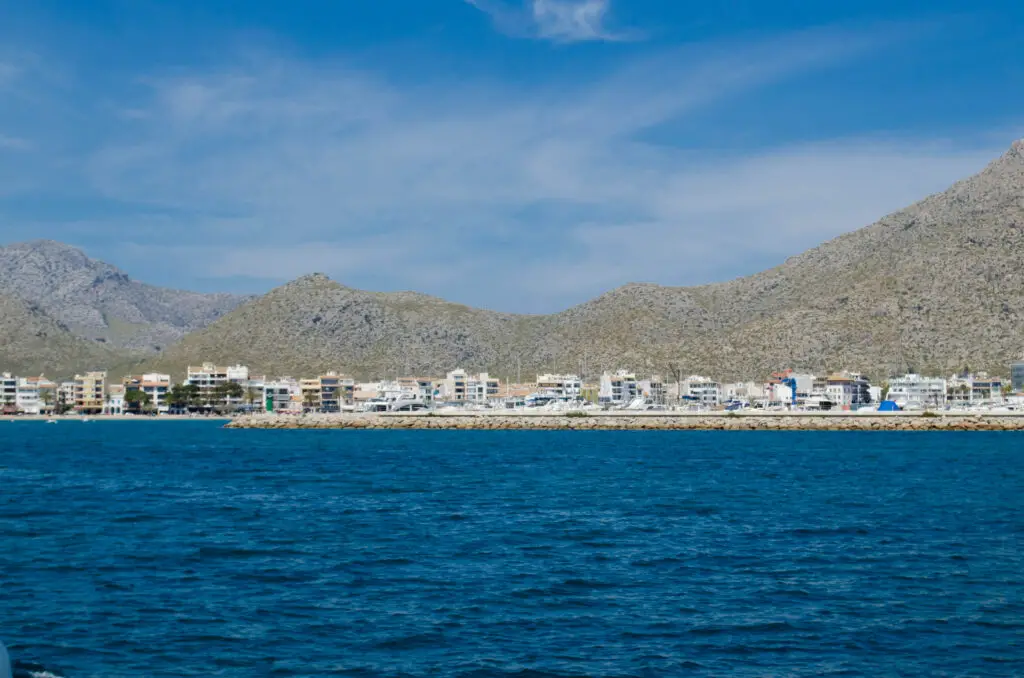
224 412 1024 432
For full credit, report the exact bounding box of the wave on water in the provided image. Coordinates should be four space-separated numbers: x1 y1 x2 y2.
12 660 65 678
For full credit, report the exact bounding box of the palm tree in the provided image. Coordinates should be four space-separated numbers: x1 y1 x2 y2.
303 391 320 413
39 389 54 415
245 387 263 413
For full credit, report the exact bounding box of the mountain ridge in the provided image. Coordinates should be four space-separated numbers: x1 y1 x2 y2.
0 239 253 353
4 139 1022 381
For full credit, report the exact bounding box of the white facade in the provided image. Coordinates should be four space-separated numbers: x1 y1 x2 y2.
263 378 301 413
15 377 56 414
683 376 721 407
536 374 582 399
722 382 767 402
887 374 947 408
638 376 665 403
823 373 873 408
599 370 639 405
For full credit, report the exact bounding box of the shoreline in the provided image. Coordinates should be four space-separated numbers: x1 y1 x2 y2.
225 412 1024 431
4 414 231 422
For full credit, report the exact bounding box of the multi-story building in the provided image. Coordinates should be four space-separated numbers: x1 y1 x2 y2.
467 372 500 402
73 371 107 414
823 372 873 408
0 373 18 413
263 378 301 413
536 374 582 399
15 376 57 415
639 375 666 404
599 370 639 405
57 381 76 413
186 363 250 408
887 374 947 408
682 375 721 407
398 377 436 404
946 372 1005 405
123 373 172 414
441 369 469 401
105 384 125 415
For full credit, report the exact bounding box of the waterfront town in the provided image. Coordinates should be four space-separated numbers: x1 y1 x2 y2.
3 360 1024 416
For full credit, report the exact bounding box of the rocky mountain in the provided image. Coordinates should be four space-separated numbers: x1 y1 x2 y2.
0 240 252 353
137 139 1024 382
0 293 122 379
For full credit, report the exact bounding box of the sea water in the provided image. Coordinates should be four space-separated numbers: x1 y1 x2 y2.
1 422 1022 677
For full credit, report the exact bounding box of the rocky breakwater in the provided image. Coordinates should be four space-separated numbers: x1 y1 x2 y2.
225 413 1024 431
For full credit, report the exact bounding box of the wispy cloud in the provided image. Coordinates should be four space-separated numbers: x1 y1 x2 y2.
467 0 636 43
0 23 1006 311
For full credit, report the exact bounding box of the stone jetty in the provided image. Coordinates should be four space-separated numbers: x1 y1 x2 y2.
225 412 1024 432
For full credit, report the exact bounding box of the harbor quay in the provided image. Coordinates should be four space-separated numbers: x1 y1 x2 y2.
225 411 1024 432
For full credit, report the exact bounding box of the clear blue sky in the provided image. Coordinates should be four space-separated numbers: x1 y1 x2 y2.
0 0 1021 311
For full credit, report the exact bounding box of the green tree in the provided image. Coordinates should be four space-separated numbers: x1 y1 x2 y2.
40 389 54 414
211 382 244 413
124 389 152 414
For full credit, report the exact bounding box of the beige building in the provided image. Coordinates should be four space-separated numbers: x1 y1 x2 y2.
74 371 107 414
123 373 172 414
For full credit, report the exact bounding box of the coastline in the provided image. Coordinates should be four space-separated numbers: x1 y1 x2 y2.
4 414 231 422
225 411 1024 431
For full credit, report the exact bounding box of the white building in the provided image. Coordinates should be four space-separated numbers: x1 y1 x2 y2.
887 374 947 408
599 370 639 405
536 374 582 399
822 372 873 408
682 375 721 407
124 373 173 414
105 385 125 415
638 375 666 404
769 372 816 406
946 372 1005 405
263 378 301 413
722 382 767 402
187 363 251 408
15 376 57 415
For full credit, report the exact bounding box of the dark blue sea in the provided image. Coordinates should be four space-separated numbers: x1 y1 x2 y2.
2 423 1022 677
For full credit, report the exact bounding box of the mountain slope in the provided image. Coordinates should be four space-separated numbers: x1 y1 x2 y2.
139 140 1024 381
0 240 252 352
0 293 123 379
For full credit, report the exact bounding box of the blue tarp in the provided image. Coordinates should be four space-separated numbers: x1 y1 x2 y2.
877 400 901 411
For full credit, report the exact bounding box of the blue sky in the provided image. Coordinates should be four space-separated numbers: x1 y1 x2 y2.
0 0 1021 312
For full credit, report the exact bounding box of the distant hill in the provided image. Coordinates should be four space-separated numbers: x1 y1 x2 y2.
0 293 123 379
0 240 252 353
13 140 1024 382
138 140 1024 382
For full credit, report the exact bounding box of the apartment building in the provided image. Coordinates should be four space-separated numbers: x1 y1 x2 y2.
639 375 666 404
536 374 582 399
467 372 501 402
264 378 301 413
946 372 1005 405
682 375 721 407
73 371 107 414
822 372 873 408
0 373 17 413
15 376 57 415
887 374 947 408
1013 360 1024 393
123 373 172 414
599 370 639 405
